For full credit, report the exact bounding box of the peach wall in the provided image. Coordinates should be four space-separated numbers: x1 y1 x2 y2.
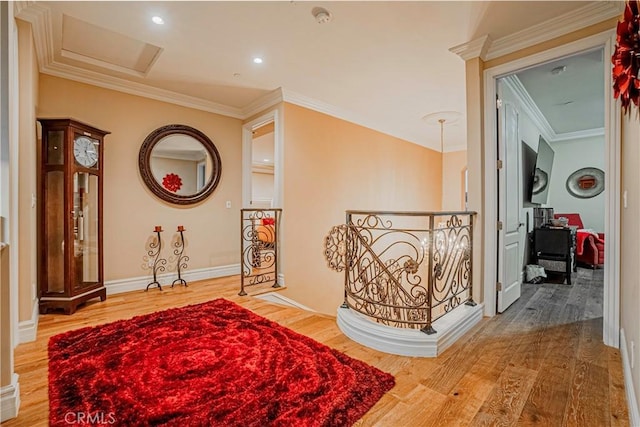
17 19 38 322
38 75 243 283
621 111 640 416
442 150 467 211
280 103 442 315
465 57 485 306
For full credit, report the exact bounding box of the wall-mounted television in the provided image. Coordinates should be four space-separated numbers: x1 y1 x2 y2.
522 141 538 208
530 136 554 205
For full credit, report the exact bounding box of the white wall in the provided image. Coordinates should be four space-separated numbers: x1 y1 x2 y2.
251 171 274 207
547 136 605 231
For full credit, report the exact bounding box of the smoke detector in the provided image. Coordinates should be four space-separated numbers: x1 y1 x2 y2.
312 7 332 24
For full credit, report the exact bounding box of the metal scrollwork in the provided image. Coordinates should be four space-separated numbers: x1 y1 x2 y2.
144 232 167 291
326 211 476 332
324 224 355 272
239 209 282 296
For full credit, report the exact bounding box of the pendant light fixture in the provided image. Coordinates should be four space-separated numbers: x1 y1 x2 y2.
422 111 462 153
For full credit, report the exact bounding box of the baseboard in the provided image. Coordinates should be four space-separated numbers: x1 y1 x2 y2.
255 292 315 312
18 299 39 344
0 373 20 422
277 273 285 287
105 264 241 295
620 329 640 426
337 302 484 357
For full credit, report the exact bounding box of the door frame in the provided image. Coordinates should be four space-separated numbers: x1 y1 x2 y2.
482 30 621 347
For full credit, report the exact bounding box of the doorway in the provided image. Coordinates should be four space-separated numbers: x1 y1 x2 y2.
242 109 283 210
250 121 275 208
483 31 621 347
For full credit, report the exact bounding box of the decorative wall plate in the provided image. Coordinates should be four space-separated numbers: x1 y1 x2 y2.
532 168 548 194
566 167 604 199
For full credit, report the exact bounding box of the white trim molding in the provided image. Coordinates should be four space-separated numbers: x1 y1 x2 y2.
0 373 20 422
242 88 283 119
502 74 604 143
255 292 315 312
17 299 39 343
449 35 492 61
620 329 640 426
451 2 623 62
482 30 621 349
105 264 240 295
337 303 483 357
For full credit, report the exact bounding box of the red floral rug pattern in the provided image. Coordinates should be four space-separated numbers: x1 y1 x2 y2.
48 299 395 426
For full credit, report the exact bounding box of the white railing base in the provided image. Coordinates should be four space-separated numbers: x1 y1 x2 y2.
337 302 484 357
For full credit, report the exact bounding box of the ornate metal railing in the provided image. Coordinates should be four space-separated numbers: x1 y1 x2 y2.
239 208 282 296
325 210 476 334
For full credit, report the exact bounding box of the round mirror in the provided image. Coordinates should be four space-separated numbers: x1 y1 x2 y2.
139 124 222 205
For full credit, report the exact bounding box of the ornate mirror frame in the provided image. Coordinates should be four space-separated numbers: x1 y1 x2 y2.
139 124 222 205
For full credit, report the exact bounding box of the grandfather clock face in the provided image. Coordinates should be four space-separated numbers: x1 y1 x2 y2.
73 135 99 168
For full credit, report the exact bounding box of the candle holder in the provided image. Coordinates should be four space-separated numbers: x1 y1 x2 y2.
171 226 189 287
145 226 167 291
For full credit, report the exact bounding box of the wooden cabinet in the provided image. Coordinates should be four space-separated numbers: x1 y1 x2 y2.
38 119 109 314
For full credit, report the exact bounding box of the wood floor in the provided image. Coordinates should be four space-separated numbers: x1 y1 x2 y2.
2 268 628 426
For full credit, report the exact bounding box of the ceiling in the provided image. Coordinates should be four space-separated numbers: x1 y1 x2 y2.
16 1 621 152
514 48 604 141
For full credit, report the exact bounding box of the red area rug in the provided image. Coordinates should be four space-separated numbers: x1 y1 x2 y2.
48 298 395 426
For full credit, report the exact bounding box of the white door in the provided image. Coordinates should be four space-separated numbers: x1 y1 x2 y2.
497 81 523 313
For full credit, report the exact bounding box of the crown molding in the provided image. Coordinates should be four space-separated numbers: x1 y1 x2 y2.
552 127 605 142
451 2 623 62
42 61 245 118
485 1 623 61
281 88 428 149
17 2 244 119
241 88 283 119
14 1 54 69
449 35 492 61
502 75 556 142
502 75 604 143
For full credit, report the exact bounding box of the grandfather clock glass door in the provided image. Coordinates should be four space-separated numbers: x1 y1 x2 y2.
73 171 100 289
44 129 65 294
39 119 109 314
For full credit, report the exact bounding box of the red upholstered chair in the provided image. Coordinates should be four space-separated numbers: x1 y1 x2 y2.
554 213 604 269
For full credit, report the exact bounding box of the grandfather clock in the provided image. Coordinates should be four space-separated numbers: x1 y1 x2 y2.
38 118 109 314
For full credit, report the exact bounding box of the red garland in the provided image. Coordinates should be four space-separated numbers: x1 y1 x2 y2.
612 0 640 115
162 172 182 192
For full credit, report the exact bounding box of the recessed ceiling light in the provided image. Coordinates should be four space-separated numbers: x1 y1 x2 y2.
263 158 270 162
152 16 164 25
253 57 263 64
